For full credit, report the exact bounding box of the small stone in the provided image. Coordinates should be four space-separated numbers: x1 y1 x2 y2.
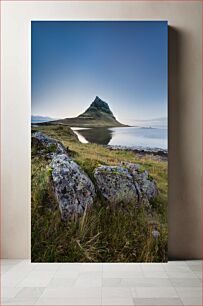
152 229 160 240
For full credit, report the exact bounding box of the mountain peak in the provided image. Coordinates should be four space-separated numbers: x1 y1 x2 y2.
88 96 113 116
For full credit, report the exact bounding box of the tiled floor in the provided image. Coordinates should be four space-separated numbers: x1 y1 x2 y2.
1 260 202 305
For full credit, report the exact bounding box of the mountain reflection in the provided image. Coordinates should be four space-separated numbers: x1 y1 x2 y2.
77 127 113 145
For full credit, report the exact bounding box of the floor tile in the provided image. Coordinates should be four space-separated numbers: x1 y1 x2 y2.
186 260 202 266
1 259 24 266
2 265 15 274
35 297 102 305
194 271 202 279
15 287 45 298
189 264 202 272
41 286 101 298
170 277 202 287
133 297 183 305
17 271 56 287
164 265 192 272
102 287 132 298
79 263 102 272
102 297 134 305
175 287 202 298
165 261 187 266
77 270 102 281
3 296 39 305
75 276 102 287
103 263 143 273
141 263 165 272
47 277 76 288
134 286 178 298
1 299 10 305
103 270 144 278
54 269 79 278
32 263 59 272
166 271 197 279
143 271 169 278
2 287 22 299
2 263 35 287
180 296 202 305
122 277 172 287
102 277 122 287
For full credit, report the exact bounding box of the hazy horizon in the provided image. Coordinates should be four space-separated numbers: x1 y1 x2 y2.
32 21 168 124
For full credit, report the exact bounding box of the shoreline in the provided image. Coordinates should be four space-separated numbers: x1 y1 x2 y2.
70 128 168 159
32 125 168 160
106 145 168 160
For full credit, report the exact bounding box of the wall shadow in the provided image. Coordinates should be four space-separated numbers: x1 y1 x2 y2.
168 26 201 259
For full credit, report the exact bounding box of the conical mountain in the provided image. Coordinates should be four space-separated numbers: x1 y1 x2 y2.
53 96 127 127
80 96 114 118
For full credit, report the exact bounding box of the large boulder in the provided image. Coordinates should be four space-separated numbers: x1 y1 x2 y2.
51 154 95 220
94 165 139 204
94 163 157 205
32 132 66 157
32 132 96 220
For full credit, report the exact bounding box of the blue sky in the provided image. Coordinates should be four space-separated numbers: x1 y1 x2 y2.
31 21 168 124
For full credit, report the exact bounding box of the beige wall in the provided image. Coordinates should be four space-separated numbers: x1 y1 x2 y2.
1 1 202 259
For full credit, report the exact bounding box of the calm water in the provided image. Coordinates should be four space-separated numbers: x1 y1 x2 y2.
71 126 167 150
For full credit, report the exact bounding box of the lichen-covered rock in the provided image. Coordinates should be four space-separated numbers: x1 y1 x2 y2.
32 132 95 220
32 132 66 157
123 163 158 200
94 165 139 204
136 171 157 200
94 163 157 205
51 154 95 220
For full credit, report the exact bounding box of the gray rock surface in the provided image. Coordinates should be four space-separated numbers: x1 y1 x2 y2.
124 163 158 200
32 132 66 157
51 154 95 220
32 132 95 220
94 163 157 205
94 165 139 204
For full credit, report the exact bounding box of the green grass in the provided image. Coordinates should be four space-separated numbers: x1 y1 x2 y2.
31 124 168 262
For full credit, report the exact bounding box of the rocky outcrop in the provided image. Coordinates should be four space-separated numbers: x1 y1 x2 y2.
32 132 158 220
94 163 157 206
32 132 95 220
32 132 66 157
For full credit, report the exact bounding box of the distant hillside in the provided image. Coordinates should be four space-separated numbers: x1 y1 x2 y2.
51 96 127 127
31 116 56 124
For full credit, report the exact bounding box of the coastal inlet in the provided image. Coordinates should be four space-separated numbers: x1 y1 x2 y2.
71 126 167 149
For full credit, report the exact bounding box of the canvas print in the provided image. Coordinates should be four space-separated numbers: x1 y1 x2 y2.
31 21 168 262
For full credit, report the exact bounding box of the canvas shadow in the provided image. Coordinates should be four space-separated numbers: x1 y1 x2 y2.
168 26 201 259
